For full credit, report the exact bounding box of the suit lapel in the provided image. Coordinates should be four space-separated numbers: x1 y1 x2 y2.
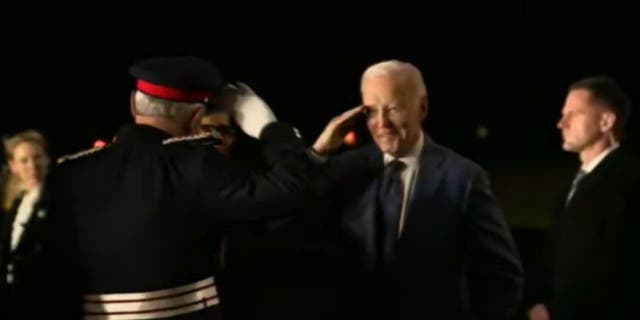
339 140 448 264
400 138 446 239
340 145 383 267
340 145 383 219
0 200 18 260
14 202 47 254
3 191 24 250
566 149 621 210
13 186 49 254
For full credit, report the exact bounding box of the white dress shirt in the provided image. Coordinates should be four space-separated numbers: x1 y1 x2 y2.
383 131 424 235
581 142 620 174
10 186 42 252
566 142 619 204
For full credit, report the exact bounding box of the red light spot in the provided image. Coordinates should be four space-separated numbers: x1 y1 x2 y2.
343 131 357 146
94 140 107 148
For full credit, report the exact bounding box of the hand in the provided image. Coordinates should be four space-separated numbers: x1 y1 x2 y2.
528 304 550 320
230 82 277 139
312 105 365 155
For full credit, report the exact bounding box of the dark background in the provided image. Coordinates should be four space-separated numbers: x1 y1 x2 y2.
1 11 637 228
2 6 638 319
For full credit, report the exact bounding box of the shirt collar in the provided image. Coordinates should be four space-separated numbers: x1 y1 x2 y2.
383 131 424 169
581 141 620 173
21 185 42 203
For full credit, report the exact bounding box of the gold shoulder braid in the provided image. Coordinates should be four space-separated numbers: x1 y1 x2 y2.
162 130 222 145
57 145 109 164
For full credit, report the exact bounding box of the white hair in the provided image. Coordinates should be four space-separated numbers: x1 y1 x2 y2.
361 60 427 98
134 91 204 118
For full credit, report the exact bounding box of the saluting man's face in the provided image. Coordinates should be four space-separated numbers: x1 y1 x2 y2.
362 75 427 157
9 141 49 190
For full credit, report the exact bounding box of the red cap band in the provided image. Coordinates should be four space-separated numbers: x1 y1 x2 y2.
136 80 212 103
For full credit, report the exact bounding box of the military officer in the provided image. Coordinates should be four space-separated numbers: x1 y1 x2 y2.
42 55 310 320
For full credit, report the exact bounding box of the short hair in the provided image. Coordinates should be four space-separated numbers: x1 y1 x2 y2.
134 91 204 118
361 60 427 99
570 76 631 139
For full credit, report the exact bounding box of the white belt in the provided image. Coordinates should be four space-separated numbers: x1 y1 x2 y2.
82 277 219 320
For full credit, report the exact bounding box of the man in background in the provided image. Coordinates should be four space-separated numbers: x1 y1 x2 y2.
528 76 640 320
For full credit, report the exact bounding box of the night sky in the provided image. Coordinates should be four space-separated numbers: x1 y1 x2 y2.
1 16 635 226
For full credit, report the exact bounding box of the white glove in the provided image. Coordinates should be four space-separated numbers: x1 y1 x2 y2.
230 82 277 139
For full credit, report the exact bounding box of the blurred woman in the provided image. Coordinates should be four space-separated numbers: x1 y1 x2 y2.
0 129 50 319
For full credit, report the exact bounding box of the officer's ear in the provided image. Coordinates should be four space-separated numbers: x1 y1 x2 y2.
187 105 205 135
130 91 139 117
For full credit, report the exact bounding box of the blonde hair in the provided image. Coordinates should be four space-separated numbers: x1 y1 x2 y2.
2 130 48 212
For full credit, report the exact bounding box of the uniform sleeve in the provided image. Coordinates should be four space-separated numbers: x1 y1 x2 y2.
199 122 313 222
38 172 83 319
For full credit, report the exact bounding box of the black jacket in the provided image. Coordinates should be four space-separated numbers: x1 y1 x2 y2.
42 122 311 320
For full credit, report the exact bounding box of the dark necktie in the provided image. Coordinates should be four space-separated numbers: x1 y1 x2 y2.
566 169 586 205
376 159 406 267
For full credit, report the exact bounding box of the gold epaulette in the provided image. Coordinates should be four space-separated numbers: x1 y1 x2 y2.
57 145 108 164
162 130 221 145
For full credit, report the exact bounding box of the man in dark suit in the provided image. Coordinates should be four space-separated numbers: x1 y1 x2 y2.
42 55 310 320
527 76 640 320
309 60 523 320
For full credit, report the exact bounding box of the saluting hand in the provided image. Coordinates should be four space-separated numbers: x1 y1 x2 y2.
230 82 277 139
312 105 365 155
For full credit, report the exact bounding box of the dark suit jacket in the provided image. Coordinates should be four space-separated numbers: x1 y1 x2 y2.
314 137 523 320
543 148 640 320
0 183 51 320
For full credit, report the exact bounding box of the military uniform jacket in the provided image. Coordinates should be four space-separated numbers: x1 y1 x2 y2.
43 122 310 319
